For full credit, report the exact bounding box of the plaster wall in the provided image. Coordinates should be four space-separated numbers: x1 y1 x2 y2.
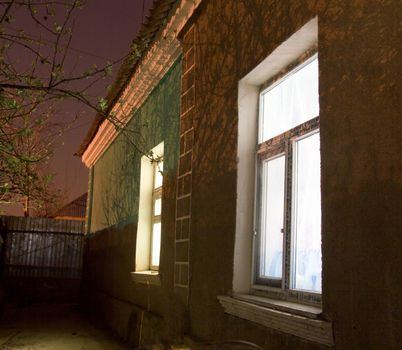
184 0 402 349
81 1 402 348
90 60 181 233
82 61 181 346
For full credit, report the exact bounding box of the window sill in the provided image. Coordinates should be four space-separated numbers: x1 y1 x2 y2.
217 295 333 346
234 293 322 319
130 271 161 286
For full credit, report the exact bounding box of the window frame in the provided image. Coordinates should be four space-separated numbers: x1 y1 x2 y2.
134 141 164 278
150 160 163 271
253 52 321 305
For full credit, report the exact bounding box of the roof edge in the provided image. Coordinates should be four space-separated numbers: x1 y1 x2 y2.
79 0 203 167
76 0 179 158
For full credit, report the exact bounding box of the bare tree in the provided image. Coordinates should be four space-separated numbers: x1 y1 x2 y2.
0 0 123 213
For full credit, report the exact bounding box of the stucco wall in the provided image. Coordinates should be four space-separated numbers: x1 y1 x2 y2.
82 1 402 348
184 0 401 349
82 60 181 346
90 60 181 233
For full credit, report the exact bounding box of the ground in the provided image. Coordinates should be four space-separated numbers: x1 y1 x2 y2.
0 303 131 350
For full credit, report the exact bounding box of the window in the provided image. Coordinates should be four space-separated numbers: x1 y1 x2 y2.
150 160 163 270
227 19 333 345
255 55 321 299
133 142 163 283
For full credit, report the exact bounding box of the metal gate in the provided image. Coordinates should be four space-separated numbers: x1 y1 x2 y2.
1 216 84 279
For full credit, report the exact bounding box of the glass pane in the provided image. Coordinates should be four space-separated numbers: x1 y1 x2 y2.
260 58 319 142
292 132 321 292
154 161 163 189
259 155 285 279
151 222 161 267
154 198 162 216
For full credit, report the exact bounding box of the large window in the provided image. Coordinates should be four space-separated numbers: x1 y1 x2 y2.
228 19 333 344
255 55 321 298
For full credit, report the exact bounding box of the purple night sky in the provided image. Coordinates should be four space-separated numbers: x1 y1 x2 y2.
4 0 154 215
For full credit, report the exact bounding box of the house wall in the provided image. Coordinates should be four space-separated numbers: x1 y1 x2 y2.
82 1 402 348
180 0 401 349
90 60 181 233
82 60 181 346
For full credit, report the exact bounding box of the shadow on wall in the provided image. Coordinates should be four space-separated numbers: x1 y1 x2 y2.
91 61 181 232
180 0 337 343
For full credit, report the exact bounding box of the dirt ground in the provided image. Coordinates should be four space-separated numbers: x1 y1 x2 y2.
0 303 131 350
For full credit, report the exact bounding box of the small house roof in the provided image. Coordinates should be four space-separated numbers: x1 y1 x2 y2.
53 193 87 219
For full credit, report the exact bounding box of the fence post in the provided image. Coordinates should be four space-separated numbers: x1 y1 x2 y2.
0 218 6 278
0 218 6 312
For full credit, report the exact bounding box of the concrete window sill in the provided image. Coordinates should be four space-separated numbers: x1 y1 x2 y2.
233 293 322 319
217 295 333 346
130 271 161 286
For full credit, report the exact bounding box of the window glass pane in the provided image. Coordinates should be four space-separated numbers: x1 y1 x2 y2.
292 132 321 292
154 161 163 189
260 58 319 142
259 155 285 279
151 222 161 267
154 198 162 216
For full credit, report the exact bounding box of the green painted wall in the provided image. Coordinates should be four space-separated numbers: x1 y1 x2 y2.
90 60 181 232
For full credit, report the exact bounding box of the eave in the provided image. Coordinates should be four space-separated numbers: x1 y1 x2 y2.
79 0 203 168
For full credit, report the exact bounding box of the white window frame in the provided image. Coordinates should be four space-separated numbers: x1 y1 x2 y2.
224 19 333 345
133 142 164 283
253 54 321 305
232 17 320 302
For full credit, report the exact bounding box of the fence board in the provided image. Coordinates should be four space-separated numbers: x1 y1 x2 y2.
1 216 84 279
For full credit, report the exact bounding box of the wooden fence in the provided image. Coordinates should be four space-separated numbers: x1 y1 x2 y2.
1 216 84 279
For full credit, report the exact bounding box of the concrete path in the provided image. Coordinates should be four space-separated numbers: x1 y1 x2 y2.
0 303 131 350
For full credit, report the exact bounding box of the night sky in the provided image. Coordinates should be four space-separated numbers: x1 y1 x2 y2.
4 0 154 215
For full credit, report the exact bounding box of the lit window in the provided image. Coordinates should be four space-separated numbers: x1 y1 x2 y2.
150 160 163 269
256 55 321 295
135 142 164 275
